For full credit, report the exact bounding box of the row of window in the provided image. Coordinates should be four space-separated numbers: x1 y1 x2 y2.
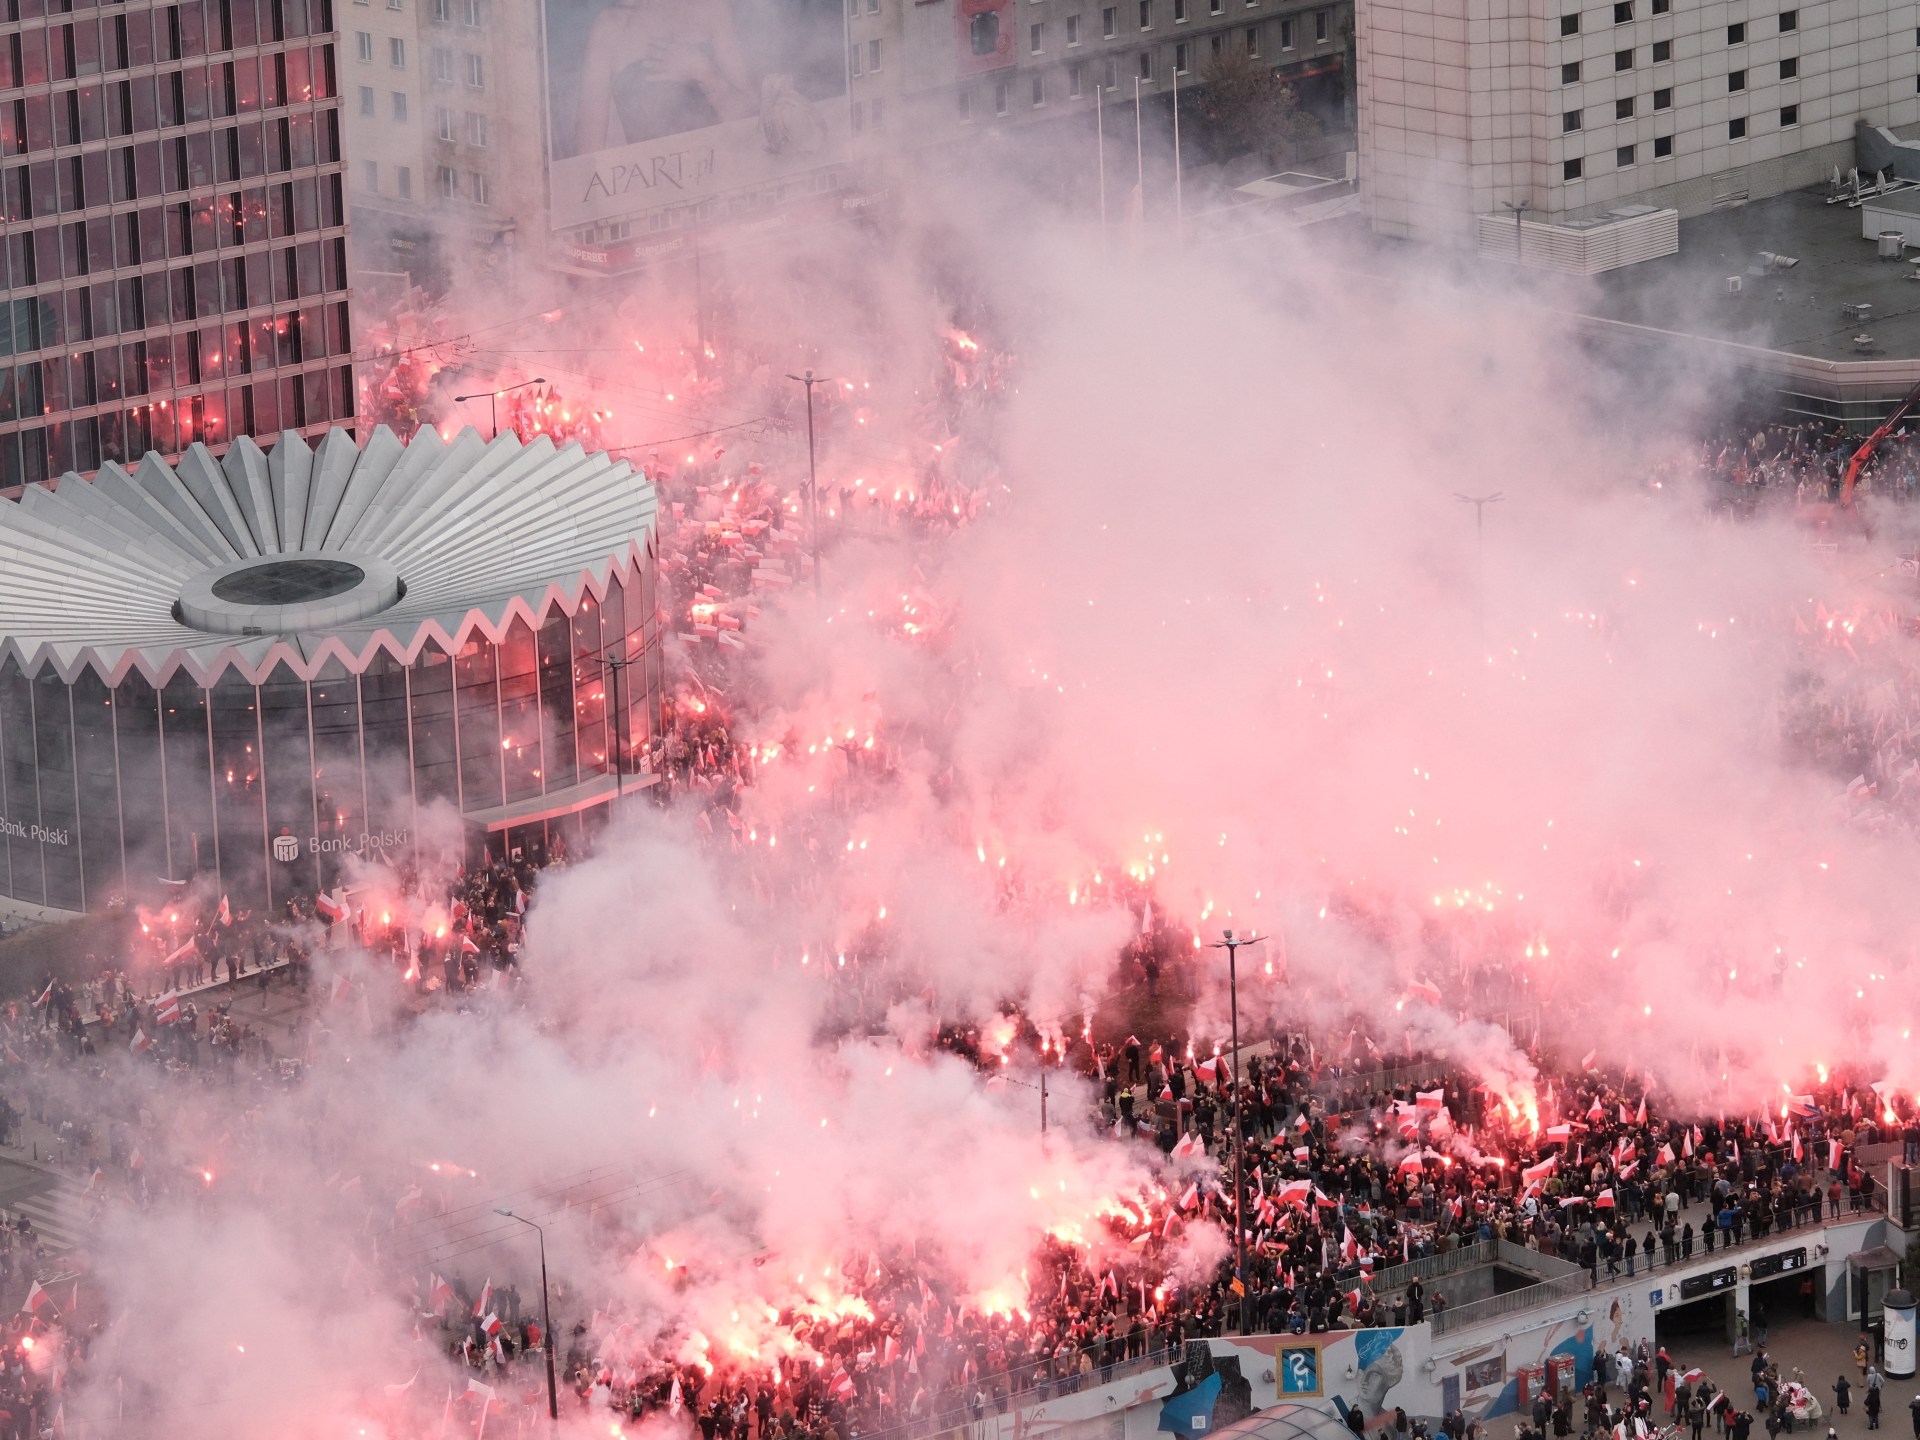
1561 66 1801 127
0 0 333 87
0 244 348 369
1 49 339 157
359 159 486 201
964 28 1294 112
1026 5 1323 47
3 176 343 280
849 38 883 75
1560 106 1801 176
1562 5 1796 32
352 87 487 144
1 114 343 224
351 0 487 21
0 302 353 426
0 364 355 490
348 32 484 86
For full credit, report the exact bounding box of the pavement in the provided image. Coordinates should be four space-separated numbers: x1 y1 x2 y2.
1658 1312 1916 1436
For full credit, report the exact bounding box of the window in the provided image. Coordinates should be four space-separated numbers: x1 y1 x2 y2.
1314 10 1328 40
433 0 451 17
1246 23 1260 52
1563 107 1582 130
850 43 862 76
1280 17 1294 45
1140 0 1152 27
1650 0 1667 11
1211 0 1223 13
1613 1 1631 20
959 89 974 120
1174 0 1186 20
436 105 453 139
362 160 378 191
1617 143 1635 165
465 53 484 86
1653 134 1671 155
388 0 402 9
1032 73 1045 103
432 48 453 82
355 31 373 60
1067 14 1082 43
1564 157 1583 179
1780 103 1797 124
389 37 406 67
1562 60 1581 81
392 91 408 120
1653 86 1671 106
467 112 487 146
994 80 1010 113
1614 47 1632 68
1729 68 1745 89
397 165 412 196
1778 8 1796 26
1103 6 1117 35
1139 49 1152 77
1727 22 1744 40
1652 38 1669 59
1032 21 1045 51
1070 61 1085 93
1615 95 1633 117
1175 39 1190 69
1212 31 1224 53
358 84 375 115
1104 56 1119 86
1560 12 1578 33
470 170 488 204
1729 115 1746 137
437 165 457 196
1779 56 1796 77
465 0 485 21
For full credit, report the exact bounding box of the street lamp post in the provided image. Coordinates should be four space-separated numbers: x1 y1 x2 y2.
1501 199 1530 264
1453 491 1503 637
784 369 827 602
493 1207 559 1424
453 377 548 439
603 657 635 801
1207 927 1263 1335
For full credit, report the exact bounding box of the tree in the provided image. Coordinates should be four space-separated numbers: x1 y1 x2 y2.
1194 49 1321 166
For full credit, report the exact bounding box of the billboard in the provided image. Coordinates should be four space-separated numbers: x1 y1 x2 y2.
543 0 850 232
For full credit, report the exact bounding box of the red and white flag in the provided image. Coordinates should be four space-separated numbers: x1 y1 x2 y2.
480 1311 503 1337
1581 1049 1598 1071
217 894 231 926
428 1274 453 1312
1416 1088 1446 1110
1595 1187 1616 1208
1194 1057 1220 1087
472 1279 492 1319
31 981 52 1008
164 939 195 966
1828 1139 1843 1170
1405 980 1441 1006
129 1028 151 1053
1522 1156 1558 1183
153 993 180 1026
830 1369 857 1401
1636 1096 1648 1125
461 936 481 956
20 1281 54 1317
316 890 347 923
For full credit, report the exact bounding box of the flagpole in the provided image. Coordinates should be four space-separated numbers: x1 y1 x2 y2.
1096 81 1108 241
1133 75 1145 223
1172 61 1184 244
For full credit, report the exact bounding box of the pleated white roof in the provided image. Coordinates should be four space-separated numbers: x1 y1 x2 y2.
0 425 659 686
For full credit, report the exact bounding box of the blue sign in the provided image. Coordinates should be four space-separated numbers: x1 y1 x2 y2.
1649 1289 1664 1308
1281 1347 1321 1395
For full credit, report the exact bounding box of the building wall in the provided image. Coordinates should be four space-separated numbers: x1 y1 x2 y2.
1361 0 1920 243
0 0 356 486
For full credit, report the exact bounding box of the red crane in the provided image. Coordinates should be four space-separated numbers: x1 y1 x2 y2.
1840 373 1920 506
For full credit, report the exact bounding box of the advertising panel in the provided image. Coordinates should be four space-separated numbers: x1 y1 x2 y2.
544 0 851 231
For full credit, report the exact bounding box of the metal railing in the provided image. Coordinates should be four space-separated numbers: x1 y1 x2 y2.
1430 1271 1592 1338
1367 1240 1494 1294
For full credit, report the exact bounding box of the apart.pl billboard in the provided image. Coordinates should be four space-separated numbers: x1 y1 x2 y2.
543 0 851 233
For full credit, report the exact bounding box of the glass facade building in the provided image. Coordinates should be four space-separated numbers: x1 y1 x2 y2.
0 425 663 916
0 0 354 487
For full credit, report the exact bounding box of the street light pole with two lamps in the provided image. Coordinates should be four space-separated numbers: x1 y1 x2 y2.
494 1207 560 1424
453 377 548 440
1206 927 1263 1335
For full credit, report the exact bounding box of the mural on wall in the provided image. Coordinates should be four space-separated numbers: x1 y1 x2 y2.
1159 1340 1256 1436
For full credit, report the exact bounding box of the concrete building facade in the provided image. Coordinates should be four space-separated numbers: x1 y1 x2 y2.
1359 0 1920 243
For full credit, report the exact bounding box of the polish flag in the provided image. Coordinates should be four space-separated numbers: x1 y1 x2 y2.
1828 1139 1843 1170
465 1378 495 1402
461 936 481 956
164 939 196 966
217 894 231 926
472 1279 492 1319
480 1312 503 1337
130 1028 151 1053
1275 1179 1313 1208
1292 1145 1311 1162
19 1281 54 1317
428 1274 453 1312
1416 1088 1446 1110
153 993 181 1026
1636 1096 1648 1125
1546 1123 1577 1143
1595 1187 1616 1208
1656 1143 1675 1166
1340 1224 1360 1263
1178 1182 1199 1212
830 1369 857 1402
31 981 52 1008
1195 1057 1221 1087
1522 1156 1558 1183
1682 1128 1695 1158
1581 1049 1598 1071
1405 980 1441 1006
1792 1134 1804 1162
316 890 347 923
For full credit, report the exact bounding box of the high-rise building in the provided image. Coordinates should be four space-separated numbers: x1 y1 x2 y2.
1357 0 1920 244
0 0 354 489
338 0 541 289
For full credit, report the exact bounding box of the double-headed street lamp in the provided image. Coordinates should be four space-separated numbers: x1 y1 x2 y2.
784 369 827 602
454 377 547 439
1207 927 1263 1335
494 1207 560 1423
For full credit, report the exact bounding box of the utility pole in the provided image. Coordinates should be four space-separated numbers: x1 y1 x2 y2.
1453 492 1503 639
493 1209 559 1427
1207 927 1264 1335
603 656 634 800
785 369 827 602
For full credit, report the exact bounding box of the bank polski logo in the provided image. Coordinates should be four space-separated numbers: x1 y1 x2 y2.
272 833 300 863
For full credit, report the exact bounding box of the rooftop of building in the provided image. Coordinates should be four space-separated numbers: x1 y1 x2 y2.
1574 184 1920 363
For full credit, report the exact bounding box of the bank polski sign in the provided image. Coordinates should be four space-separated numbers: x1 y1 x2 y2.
0 816 70 846
271 827 410 861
